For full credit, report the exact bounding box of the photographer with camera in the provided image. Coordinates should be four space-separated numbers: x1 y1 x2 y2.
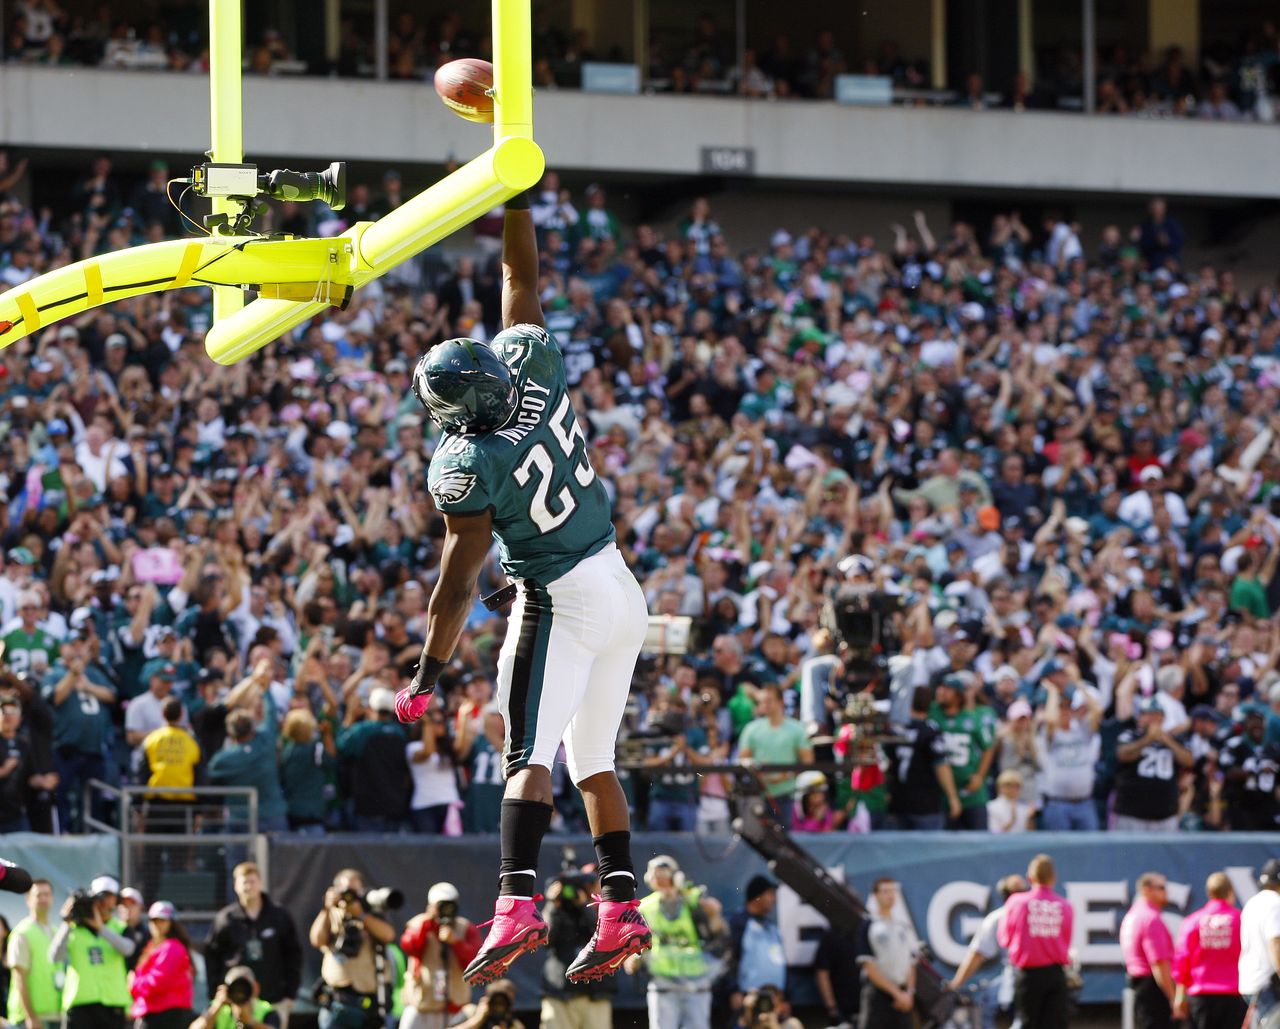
540 862 613 1029
398 883 480 1029
188 967 278 1029
48 876 135 1029
625 856 725 1029
453 981 524 1029
737 987 802 1029
309 870 398 1029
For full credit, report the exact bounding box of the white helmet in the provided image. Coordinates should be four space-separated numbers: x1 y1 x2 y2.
795 770 828 795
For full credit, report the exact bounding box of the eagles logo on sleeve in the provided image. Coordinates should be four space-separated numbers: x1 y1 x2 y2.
431 470 479 507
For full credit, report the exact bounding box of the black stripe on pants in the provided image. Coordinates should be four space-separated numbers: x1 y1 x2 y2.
1014 964 1068 1029
1130 975 1173 1029
504 584 549 778
1188 992 1248 1029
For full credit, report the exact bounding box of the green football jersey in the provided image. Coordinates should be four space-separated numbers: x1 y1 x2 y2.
427 324 615 585
2 628 59 676
928 703 997 809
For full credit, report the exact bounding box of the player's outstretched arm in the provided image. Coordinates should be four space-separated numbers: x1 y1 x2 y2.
398 511 494 721
422 511 493 662
501 194 544 330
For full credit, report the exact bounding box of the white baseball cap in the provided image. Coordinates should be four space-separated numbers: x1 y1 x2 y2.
427 882 459 906
90 875 120 897
368 687 396 714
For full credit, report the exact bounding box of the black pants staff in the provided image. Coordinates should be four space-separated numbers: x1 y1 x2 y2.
137 1008 195 1029
1188 992 1248 1029
1014 964 1068 1029
1129 974 1173 1029
66 1004 127 1029
857 982 912 1029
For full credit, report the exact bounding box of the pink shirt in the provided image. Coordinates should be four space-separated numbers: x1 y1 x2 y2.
128 938 193 1017
998 885 1074 968
1173 899 1241 996
1120 898 1174 977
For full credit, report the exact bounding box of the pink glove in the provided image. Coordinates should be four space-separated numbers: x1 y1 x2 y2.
395 685 434 724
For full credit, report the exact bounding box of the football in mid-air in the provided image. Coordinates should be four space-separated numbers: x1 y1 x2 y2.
434 58 495 123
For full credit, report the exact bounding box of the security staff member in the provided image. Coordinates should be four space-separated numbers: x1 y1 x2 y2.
998 855 1073 1029
205 862 303 1013
1120 872 1176 1029
629 856 725 1029
856 878 917 1029
1172 872 1244 1029
6 877 61 1029
309 869 397 1029
48 876 135 1029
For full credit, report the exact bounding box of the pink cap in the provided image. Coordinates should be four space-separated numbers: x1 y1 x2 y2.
1007 699 1033 720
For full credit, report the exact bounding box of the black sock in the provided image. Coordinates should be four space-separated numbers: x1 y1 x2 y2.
498 799 552 898
593 831 636 902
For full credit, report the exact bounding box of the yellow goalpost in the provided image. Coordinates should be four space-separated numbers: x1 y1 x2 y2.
0 0 544 365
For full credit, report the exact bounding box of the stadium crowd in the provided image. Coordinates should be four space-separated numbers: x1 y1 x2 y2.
4 3 1280 118
0 148 1279 840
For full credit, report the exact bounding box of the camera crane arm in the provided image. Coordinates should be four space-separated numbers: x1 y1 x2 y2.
728 765 962 1029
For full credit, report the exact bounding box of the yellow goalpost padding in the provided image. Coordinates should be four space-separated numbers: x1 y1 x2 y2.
0 0 543 364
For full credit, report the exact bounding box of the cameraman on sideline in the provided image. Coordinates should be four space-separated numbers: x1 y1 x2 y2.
541 863 613 1029
737 987 802 1029
398 883 480 1029
49 876 134 1029
188 966 278 1029
454 981 524 1029
310 870 397 1029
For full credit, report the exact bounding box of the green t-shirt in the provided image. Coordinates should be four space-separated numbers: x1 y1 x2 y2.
208 732 287 823
928 704 997 809
2 627 60 676
279 738 332 824
336 720 406 760
1231 576 1271 619
727 685 757 735
63 921 131 1010
737 716 810 798
426 325 614 586
40 667 116 755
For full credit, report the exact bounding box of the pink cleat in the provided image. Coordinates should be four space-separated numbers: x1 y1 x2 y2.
463 897 549 986
565 898 651 983
394 685 433 723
